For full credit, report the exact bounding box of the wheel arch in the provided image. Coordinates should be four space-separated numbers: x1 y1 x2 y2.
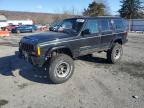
47 46 74 58
113 39 122 45
110 38 123 49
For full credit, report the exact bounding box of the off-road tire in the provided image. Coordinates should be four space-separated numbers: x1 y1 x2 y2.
107 43 123 64
48 54 74 84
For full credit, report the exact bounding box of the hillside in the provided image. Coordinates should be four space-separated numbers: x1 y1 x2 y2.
0 10 73 24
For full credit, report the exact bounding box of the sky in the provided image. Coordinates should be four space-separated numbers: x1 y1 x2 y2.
0 0 121 15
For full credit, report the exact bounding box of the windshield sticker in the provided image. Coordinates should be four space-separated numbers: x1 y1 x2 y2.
76 19 85 23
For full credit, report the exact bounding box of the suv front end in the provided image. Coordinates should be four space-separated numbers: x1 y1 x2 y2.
19 37 46 67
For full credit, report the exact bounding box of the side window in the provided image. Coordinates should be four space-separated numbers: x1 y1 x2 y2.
62 21 72 29
114 19 124 30
83 19 99 35
101 19 112 32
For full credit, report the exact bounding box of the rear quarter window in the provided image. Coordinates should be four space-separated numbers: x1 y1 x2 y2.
113 19 125 31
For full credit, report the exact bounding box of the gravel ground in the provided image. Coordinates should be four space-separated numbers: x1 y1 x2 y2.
0 32 144 108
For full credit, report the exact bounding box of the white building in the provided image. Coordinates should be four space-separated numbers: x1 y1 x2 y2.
0 15 8 28
0 14 33 30
7 20 33 25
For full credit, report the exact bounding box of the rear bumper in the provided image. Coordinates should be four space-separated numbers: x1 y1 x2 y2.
123 39 128 44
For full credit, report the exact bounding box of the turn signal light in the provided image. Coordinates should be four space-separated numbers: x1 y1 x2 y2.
37 47 41 56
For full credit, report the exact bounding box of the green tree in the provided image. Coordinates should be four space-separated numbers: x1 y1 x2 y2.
83 1 108 16
119 0 144 19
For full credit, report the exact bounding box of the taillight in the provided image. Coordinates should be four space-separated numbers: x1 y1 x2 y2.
124 32 128 36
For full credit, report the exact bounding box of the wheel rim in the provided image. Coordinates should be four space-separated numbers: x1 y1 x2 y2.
55 61 71 78
114 48 122 60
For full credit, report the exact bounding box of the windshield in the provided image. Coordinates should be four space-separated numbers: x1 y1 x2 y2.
58 19 85 35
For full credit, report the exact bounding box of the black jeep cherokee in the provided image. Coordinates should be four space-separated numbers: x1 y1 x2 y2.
19 17 128 84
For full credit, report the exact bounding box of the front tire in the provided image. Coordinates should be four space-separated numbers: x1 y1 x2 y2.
48 54 74 84
107 43 123 64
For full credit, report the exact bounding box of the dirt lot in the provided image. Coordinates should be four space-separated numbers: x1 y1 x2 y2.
0 32 144 108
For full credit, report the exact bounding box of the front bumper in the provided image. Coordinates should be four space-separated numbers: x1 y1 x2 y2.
19 50 45 67
31 56 45 67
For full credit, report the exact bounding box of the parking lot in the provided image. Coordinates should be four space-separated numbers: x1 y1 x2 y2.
0 32 144 108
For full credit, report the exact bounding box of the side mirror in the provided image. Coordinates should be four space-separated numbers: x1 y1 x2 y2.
81 29 90 36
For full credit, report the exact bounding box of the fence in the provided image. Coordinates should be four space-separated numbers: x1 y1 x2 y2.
128 19 144 32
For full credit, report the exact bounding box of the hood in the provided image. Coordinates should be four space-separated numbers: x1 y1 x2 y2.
23 31 71 43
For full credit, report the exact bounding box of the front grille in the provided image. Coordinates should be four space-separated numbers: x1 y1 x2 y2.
21 43 34 52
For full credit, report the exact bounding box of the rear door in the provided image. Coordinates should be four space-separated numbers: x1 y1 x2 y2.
100 19 114 49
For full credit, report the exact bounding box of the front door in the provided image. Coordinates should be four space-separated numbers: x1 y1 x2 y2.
79 19 101 55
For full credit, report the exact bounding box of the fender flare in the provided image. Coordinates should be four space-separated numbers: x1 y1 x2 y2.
46 46 73 57
110 37 123 48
